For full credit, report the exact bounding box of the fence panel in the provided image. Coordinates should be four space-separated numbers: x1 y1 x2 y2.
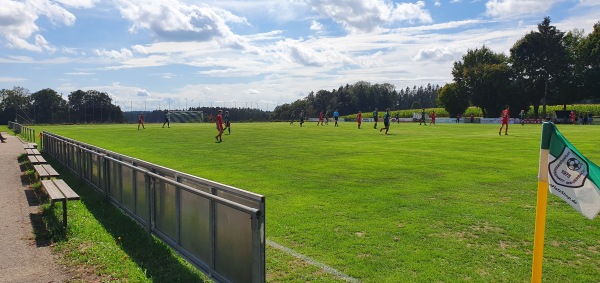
135 167 149 221
39 131 265 283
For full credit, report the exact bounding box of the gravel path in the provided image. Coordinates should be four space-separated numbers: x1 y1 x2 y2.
0 132 71 283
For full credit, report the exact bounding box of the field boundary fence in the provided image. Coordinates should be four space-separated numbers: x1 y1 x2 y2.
8 121 36 143
40 131 266 283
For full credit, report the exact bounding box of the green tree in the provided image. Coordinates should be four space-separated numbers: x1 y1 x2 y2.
578 22 600 101
452 46 515 117
68 89 124 123
510 17 569 118
0 87 32 124
437 83 470 117
31 88 64 123
410 100 422 110
560 28 586 108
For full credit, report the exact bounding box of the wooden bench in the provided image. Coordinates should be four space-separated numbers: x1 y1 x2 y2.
34 155 47 163
27 155 47 164
28 155 42 164
25 148 41 155
33 164 60 180
23 143 37 149
40 179 80 228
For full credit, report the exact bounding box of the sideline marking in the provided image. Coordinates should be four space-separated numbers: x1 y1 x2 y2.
267 239 361 283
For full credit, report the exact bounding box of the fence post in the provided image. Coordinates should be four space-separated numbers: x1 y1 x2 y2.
150 169 156 238
174 176 181 245
210 186 217 271
145 173 152 237
102 155 109 199
252 212 265 283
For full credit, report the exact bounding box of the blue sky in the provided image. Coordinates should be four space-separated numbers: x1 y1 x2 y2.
1 0 599 111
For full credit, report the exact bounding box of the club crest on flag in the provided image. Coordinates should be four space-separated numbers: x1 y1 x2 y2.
549 147 588 188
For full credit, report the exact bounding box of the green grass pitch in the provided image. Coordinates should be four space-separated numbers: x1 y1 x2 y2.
32 121 600 282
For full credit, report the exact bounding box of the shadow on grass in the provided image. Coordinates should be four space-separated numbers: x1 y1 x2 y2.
43 156 211 283
29 211 54 247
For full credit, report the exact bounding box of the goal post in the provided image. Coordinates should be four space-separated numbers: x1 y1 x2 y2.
168 111 204 123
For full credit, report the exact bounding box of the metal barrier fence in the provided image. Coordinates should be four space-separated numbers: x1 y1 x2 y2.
41 131 266 283
8 121 36 143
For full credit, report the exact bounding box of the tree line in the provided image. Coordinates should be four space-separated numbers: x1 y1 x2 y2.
123 107 271 123
274 17 600 119
270 81 441 120
439 17 600 118
0 86 275 125
0 87 124 124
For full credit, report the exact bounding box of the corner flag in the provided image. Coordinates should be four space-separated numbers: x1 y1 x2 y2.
540 122 600 220
532 122 600 282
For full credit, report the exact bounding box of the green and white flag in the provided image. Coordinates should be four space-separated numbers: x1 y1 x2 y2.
539 122 600 220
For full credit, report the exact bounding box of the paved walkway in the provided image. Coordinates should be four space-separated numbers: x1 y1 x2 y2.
0 132 71 283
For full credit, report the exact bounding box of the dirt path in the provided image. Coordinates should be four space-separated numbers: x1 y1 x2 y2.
0 132 71 283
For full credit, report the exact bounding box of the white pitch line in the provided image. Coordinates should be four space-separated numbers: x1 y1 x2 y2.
266 239 361 283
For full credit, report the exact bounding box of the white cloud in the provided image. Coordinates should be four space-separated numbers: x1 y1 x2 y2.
93 48 134 60
485 0 560 19
55 0 99 9
413 46 465 62
61 47 85 55
434 1 442 7
131 45 148 54
114 0 252 51
34 34 56 53
0 77 27 82
390 19 483 34
64 72 95 75
0 0 75 51
310 20 324 32
306 0 432 33
391 1 433 24
273 38 354 67
136 89 149 96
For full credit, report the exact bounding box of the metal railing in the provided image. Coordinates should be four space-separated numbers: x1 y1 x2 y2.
41 131 266 283
8 121 36 143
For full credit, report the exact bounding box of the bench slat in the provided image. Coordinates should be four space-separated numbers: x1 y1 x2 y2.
52 179 80 200
30 149 41 155
26 149 34 155
23 143 37 149
40 180 66 202
41 164 60 177
34 155 47 163
27 155 39 164
33 165 50 178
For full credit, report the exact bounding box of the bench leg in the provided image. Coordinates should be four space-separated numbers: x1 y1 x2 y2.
62 200 67 229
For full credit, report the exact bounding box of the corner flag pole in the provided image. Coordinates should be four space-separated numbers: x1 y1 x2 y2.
531 176 548 282
531 122 552 283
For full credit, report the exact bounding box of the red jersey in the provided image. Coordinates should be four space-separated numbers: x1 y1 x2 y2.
216 114 223 130
501 109 509 124
319 112 324 120
357 113 362 122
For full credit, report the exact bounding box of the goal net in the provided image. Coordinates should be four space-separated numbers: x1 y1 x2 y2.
168 111 204 123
